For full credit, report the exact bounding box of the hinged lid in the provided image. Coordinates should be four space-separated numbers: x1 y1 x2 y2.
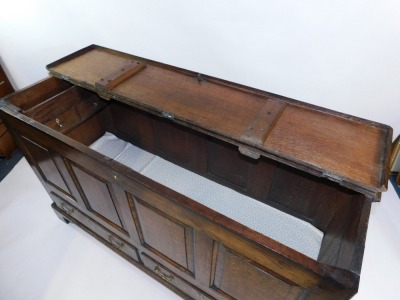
46 45 392 197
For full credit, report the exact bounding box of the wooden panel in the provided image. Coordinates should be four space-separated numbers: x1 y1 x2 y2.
135 197 194 273
240 99 286 146
45 105 81 133
20 136 70 195
335 196 369 271
268 164 335 223
3 107 143 243
316 191 363 268
71 163 123 228
141 253 213 300
105 101 277 203
49 154 83 204
107 102 276 202
6 77 71 111
44 98 106 134
115 65 265 139
24 86 85 123
0 63 16 158
51 195 140 262
247 157 278 201
207 138 251 190
0 63 14 97
0 121 8 136
111 103 156 151
95 60 146 98
48 47 265 139
266 105 389 192
212 243 304 300
48 48 134 86
0 131 16 158
207 138 277 201
124 168 329 290
153 118 191 167
111 102 208 173
66 114 104 146
192 230 216 290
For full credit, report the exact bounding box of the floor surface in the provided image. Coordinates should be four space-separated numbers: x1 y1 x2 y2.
0 149 22 181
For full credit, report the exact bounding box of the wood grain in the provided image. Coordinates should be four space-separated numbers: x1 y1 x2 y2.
47 46 392 194
0 45 392 299
0 63 16 157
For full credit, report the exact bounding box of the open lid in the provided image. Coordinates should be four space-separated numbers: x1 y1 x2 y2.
47 45 392 197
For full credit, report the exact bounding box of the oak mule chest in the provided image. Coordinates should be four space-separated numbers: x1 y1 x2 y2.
0 45 392 300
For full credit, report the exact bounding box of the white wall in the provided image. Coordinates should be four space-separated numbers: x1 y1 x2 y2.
1 0 399 139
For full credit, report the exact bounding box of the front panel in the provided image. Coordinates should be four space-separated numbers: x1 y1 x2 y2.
70 162 124 228
20 136 71 196
6 117 142 247
211 243 304 300
133 195 195 275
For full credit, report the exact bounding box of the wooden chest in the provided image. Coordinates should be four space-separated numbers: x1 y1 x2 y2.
0 45 392 299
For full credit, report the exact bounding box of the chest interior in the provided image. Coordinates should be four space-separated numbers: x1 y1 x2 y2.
7 79 370 268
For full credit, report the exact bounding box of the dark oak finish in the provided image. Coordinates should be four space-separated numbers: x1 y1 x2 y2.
0 46 393 299
0 63 16 157
212 243 304 299
47 45 392 197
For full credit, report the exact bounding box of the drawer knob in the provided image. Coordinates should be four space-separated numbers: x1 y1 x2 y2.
0 80 4 86
108 235 124 250
154 266 174 283
60 202 75 215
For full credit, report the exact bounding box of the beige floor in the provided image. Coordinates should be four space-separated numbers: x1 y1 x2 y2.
0 158 399 300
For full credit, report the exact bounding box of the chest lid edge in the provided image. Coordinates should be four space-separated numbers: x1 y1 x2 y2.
46 44 393 196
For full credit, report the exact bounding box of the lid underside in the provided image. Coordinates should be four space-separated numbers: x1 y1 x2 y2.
47 45 392 197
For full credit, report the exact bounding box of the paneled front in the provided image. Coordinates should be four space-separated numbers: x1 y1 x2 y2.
133 196 195 275
51 193 140 263
12 122 141 247
70 163 124 228
211 243 304 300
21 136 71 196
63 156 142 244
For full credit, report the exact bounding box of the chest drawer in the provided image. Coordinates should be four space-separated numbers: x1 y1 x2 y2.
142 253 213 300
51 192 140 263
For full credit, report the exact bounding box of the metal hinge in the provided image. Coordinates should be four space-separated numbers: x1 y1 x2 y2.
322 171 343 183
238 145 261 160
161 111 174 120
